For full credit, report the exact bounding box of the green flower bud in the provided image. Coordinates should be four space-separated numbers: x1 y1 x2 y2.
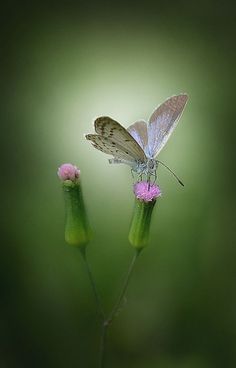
128 181 161 250
58 163 92 248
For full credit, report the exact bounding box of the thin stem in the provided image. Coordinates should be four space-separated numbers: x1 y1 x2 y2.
99 249 140 368
108 249 140 324
80 247 105 320
99 320 108 368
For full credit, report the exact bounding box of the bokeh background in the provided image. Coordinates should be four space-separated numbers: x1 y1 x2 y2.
1 2 236 367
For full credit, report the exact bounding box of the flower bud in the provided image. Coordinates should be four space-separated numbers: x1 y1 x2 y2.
58 163 80 181
128 181 161 250
58 164 92 247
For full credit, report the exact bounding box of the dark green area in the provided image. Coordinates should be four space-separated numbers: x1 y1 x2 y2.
1 2 236 367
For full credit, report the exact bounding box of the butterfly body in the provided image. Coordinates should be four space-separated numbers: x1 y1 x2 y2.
134 158 157 176
85 94 188 180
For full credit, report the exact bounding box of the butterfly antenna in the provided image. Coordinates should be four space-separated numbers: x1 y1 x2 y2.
157 160 184 187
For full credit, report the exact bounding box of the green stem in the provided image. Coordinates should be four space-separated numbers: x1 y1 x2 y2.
99 249 140 368
80 248 105 321
99 320 108 368
108 249 140 323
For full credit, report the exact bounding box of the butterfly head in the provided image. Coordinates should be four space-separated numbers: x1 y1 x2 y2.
147 158 157 175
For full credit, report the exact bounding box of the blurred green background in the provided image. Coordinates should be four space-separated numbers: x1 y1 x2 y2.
1 2 236 367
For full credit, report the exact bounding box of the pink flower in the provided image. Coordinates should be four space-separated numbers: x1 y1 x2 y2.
57 163 80 181
133 181 161 202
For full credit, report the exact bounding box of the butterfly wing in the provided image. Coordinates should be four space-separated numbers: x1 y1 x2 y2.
85 116 146 164
94 117 146 161
85 134 142 163
127 120 148 152
147 94 188 158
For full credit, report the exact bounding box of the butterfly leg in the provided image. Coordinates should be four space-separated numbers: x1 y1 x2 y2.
131 168 137 185
154 170 157 183
136 172 142 182
147 173 151 190
131 168 134 180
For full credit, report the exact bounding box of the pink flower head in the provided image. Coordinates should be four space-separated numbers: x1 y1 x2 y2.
57 163 80 182
133 181 161 202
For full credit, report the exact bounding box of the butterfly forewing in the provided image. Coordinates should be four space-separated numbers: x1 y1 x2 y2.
94 116 146 161
147 94 188 158
86 134 140 162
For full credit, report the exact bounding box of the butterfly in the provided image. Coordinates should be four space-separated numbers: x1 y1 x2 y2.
85 94 188 185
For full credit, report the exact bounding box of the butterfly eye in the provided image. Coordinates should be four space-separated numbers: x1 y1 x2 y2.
148 159 156 171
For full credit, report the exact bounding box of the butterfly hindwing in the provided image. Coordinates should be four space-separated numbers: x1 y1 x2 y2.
127 120 148 152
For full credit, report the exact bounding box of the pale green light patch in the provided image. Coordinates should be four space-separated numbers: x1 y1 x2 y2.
14 21 219 199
